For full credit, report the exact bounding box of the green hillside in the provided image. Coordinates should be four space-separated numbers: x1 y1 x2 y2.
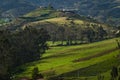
22 16 114 42
21 7 111 29
24 7 57 17
3 7 119 80
1 0 120 26
1 1 120 80
6 7 114 35
14 38 120 80
23 17 106 28
20 7 89 22
21 8 110 29
4 7 117 46
8 8 116 46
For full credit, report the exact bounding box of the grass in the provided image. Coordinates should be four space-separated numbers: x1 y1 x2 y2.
23 8 71 22
14 38 120 80
24 8 53 17
22 7 109 28
23 16 110 31
21 8 112 34
0 19 7 24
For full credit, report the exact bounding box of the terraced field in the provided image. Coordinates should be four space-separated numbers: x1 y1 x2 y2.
14 38 120 80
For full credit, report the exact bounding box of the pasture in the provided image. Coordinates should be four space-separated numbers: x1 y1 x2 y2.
14 38 120 80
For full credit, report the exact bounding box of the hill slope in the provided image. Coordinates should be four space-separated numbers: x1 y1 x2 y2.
4 8 116 41
28 0 120 26
14 38 120 80
0 0 36 18
0 0 120 25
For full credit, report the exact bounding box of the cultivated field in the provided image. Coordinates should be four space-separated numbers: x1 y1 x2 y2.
15 38 120 80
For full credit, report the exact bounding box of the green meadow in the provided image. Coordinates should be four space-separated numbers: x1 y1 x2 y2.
14 38 120 80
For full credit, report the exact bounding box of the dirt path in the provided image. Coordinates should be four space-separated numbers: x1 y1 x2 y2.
73 48 119 62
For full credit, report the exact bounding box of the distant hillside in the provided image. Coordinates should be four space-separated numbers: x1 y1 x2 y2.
0 0 120 25
3 7 118 42
17 8 117 41
0 0 36 18
0 0 120 26
4 7 109 30
29 0 120 26
2 7 117 51
21 7 97 22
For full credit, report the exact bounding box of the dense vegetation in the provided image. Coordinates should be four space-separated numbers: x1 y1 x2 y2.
22 18 116 46
0 27 49 80
46 22 107 45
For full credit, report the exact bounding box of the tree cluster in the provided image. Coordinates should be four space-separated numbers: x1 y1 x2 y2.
0 27 49 80
44 23 107 45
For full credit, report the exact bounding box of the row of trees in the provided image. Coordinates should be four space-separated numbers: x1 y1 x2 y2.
44 23 107 45
0 27 50 80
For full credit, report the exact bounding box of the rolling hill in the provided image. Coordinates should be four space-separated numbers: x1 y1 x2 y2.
4 7 116 41
0 1 120 80
33 0 120 26
0 0 120 26
0 0 36 18
20 7 109 26
3 7 96 28
14 38 120 80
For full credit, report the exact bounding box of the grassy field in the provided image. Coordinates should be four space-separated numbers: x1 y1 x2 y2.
22 7 111 30
14 38 120 80
23 8 70 21
0 19 7 24
24 8 53 17
22 16 111 31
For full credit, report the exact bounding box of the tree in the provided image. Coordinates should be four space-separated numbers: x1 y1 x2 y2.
118 76 120 80
116 39 120 48
97 74 104 80
32 67 44 80
47 3 54 10
0 27 50 79
0 30 13 80
81 27 95 43
111 66 118 80
57 26 65 45
32 67 39 80
97 26 107 40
